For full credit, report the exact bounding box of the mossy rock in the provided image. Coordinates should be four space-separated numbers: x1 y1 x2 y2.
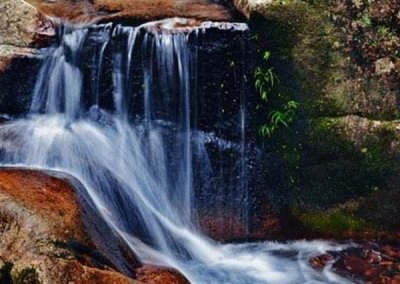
266 116 400 208
248 0 400 120
292 187 400 240
293 207 370 236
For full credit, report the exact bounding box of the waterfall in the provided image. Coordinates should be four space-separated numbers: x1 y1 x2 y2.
0 19 352 283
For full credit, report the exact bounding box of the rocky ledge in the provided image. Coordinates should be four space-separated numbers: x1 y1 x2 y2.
0 168 188 284
0 0 55 71
311 242 400 283
24 0 237 23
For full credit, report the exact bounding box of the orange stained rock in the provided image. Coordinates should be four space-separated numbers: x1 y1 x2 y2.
25 0 234 23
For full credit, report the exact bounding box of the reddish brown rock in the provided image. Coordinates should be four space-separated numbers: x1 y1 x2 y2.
199 205 282 242
0 168 90 243
364 267 379 280
342 255 370 274
135 264 190 284
25 0 235 23
0 168 140 284
313 243 400 283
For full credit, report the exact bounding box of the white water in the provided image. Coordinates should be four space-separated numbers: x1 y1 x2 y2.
0 20 353 283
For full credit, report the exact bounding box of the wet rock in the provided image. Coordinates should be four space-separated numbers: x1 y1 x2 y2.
364 267 379 280
310 254 333 270
135 265 190 284
198 205 282 242
313 242 400 283
342 255 370 274
0 168 140 284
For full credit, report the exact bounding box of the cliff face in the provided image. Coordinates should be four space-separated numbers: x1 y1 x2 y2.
240 0 400 238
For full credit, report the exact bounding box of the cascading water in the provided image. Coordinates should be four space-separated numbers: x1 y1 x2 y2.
0 19 354 283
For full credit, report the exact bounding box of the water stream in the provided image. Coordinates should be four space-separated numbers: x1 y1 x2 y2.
0 19 353 283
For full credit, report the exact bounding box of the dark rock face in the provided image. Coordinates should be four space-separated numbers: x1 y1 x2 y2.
0 56 42 116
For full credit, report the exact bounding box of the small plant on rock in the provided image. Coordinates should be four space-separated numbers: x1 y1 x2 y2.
255 51 299 137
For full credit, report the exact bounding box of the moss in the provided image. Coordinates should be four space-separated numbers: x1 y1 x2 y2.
249 0 400 121
294 207 371 235
249 2 345 118
267 116 399 209
358 190 400 230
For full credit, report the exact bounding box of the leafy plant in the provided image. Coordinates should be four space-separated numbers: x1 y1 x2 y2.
255 51 299 137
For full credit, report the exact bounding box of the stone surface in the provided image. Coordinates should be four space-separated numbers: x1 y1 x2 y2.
0 0 55 115
244 0 400 241
0 0 55 48
25 0 235 23
311 243 400 283
135 265 190 284
0 168 140 284
232 0 272 18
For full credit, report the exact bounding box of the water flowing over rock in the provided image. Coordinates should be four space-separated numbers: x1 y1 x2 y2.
0 17 357 283
0 168 140 284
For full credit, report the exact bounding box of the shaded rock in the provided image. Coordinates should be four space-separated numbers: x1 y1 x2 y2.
25 0 235 23
0 168 140 284
199 206 282 242
135 265 190 284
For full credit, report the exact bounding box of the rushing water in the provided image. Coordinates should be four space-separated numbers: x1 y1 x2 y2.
0 19 353 283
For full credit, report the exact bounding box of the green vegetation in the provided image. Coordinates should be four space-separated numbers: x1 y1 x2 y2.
295 207 371 235
254 51 299 137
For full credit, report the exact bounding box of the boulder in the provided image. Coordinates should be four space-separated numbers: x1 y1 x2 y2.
0 168 192 283
0 0 55 49
0 168 141 284
0 0 55 115
135 265 190 284
0 0 55 70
